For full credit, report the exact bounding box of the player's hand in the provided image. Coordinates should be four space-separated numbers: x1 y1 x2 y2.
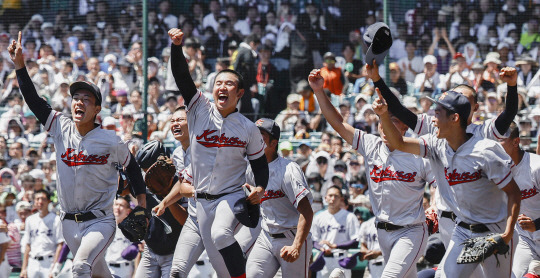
308 69 324 92
19 269 27 278
363 250 382 260
168 28 184 46
0 222 7 233
500 67 517 86
518 214 536 232
372 88 388 116
365 60 381 82
153 202 166 216
280 245 301 262
246 185 264 205
8 31 25 70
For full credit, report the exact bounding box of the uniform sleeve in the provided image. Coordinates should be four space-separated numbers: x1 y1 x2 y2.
478 119 510 140
413 114 436 136
246 123 266 160
418 134 440 159
21 220 30 246
186 90 212 117
283 162 313 208
347 213 360 241
116 137 131 167
44 110 70 138
172 147 185 176
351 128 380 157
182 165 193 183
481 142 515 189
54 216 64 244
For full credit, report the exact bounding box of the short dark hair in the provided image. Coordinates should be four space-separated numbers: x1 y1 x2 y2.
117 195 132 207
327 185 343 197
452 84 478 103
443 106 468 129
174 105 186 112
215 69 244 90
244 34 261 44
342 43 356 53
34 189 51 200
508 121 520 139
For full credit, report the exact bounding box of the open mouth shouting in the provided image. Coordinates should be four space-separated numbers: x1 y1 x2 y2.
172 126 183 137
74 107 85 120
217 92 229 106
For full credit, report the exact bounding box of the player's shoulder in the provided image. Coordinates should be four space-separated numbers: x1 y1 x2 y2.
26 212 40 222
526 152 540 171
172 146 184 159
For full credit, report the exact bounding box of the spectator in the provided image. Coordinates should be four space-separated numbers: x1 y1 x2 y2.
157 0 177 30
341 43 364 86
320 52 346 96
203 0 222 32
397 39 423 83
232 34 260 118
497 42 514 67
495 12 517 43
205 16 240 60
226 4 250 37
428 26 456 74
414 55 440 94
389 23 408 61
444 52 473 90
482 52 502 86
256 44 278 116
275 93 309 133
388 62 407 96
521 18 540 51
515 54 540 88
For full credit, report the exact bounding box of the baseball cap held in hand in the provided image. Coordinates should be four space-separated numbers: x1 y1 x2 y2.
364 22 393 66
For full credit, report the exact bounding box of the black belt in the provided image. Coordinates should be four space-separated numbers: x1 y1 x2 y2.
373 262 383 266
376 222 404 231
196 260 205 266
269 233 286 238
457 221 490 233
109 262 130 268
34 255 53 261
197 192 229 201
324 252 345 257
440 211 457 221
64 211 102 223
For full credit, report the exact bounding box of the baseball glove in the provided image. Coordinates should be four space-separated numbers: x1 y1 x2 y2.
144 155 176 197
119 206 151 243
425 210 439 235
456 233 509 265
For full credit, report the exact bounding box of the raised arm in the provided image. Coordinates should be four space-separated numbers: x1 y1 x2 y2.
169 28 197 105
372 88 422 155
494 67 518 135
308 69 356 144
366 61 418 130
9 31 51 124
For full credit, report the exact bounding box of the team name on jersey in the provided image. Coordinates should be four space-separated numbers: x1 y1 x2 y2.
195 129 247 148
369 165 417 183
444 168 482 186
29 229 53 237
319 224 346 234
261 189 285 202
521 188 539 200
61 148 110 166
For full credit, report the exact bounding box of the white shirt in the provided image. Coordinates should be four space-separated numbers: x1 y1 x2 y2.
22 212 63 258
358 217 384 264
397 56 424 83
172 146 196 218
203 13 219 32
105 226 132 264
513 152 540 241
414 72 441 92
419 134 514 224
311 209 359 251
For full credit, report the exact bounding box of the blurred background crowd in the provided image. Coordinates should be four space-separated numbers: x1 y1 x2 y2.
1 0 540 275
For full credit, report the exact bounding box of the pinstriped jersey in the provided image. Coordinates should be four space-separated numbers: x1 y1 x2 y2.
45 111 131 213
419 134 514 224
187 91 266 195
414 114 508 140
172 146 196 218
513 152 540 240
352 129 431 226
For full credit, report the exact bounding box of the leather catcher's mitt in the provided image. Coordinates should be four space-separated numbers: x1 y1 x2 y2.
456 233 509 265
144 155 176 197
119 206 151 243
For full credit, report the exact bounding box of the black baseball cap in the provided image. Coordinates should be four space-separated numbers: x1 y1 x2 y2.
70 81 102 106
255 118 280 140
364 22 393 66
427 91 470 123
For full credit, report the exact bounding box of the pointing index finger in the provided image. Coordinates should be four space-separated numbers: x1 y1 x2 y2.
17 31 21 45
375 88 384 103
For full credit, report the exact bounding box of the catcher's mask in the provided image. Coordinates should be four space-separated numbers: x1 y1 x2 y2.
136 140 168 169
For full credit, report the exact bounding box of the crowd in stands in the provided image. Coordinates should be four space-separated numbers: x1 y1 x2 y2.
0 0 540 275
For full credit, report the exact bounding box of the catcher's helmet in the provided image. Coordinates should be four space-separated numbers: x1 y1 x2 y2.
136 140 168 169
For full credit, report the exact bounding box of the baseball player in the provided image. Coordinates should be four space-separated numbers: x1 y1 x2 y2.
374 89 521 277
155 106 261 277
9 31 148 277
358 216 384 278
309 69 430 278
168 28 269 278
106 196 136 277
499 122 540 277
367 61 519 249
244 118 314 278
311 186 359 278
20 189 63 278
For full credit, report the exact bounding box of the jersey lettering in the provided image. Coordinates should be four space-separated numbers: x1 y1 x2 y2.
60 148 110 166
521 188 539 200
444 168 482 186
261 189 286 202
369 165 417 183
195 129 247 148
320 225 346 234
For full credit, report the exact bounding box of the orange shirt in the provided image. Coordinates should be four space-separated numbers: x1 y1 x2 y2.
320 67 344 95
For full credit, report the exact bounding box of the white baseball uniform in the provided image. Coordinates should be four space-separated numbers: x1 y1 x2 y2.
352 129 429 278
105 226 135 277
0 230 9 278
246 156 314 278
311 208 359 278
419 134 518 278
22 212 63 278
186 91 265 263
171 147 261 278
511 152 540 277
45 110 131 277
358 217 384 278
